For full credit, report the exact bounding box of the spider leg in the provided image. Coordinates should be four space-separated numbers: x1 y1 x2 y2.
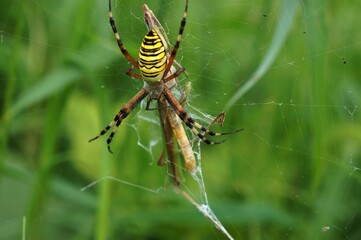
126 65 143 79
163 0 188 78
163 67 185 83
162 87 243 144
89 88 149 153
105 118 122 154
109 0 139 68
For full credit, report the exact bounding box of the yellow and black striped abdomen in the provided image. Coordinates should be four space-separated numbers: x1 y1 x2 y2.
138 29 167 83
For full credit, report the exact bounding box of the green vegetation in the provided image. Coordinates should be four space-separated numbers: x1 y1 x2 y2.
1 0 360 239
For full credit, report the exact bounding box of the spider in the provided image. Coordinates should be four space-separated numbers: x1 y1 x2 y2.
89 0 242 160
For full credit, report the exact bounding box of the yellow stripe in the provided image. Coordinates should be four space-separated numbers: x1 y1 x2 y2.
138 29 167 83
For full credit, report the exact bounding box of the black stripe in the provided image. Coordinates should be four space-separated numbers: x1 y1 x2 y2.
140 47 163 54
142 73 159 78
146 30 155 36
139 51 163 57
178 110 187 120
142 37 161 44
185 121 193 129
139 58 163 64
142 40 159 46
139 65 165 71
107 134 114 143
142 72 162 77
139 59 164 66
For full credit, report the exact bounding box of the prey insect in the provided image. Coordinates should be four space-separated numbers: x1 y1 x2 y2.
142 4 196 174
89 0 242 185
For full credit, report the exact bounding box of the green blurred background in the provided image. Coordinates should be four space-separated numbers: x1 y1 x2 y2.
1 0 360 239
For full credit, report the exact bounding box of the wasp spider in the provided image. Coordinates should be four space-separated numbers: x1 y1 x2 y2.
89 0 242 154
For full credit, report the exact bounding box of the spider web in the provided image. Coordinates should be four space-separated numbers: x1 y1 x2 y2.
1 0 360 239
97 0 361 239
